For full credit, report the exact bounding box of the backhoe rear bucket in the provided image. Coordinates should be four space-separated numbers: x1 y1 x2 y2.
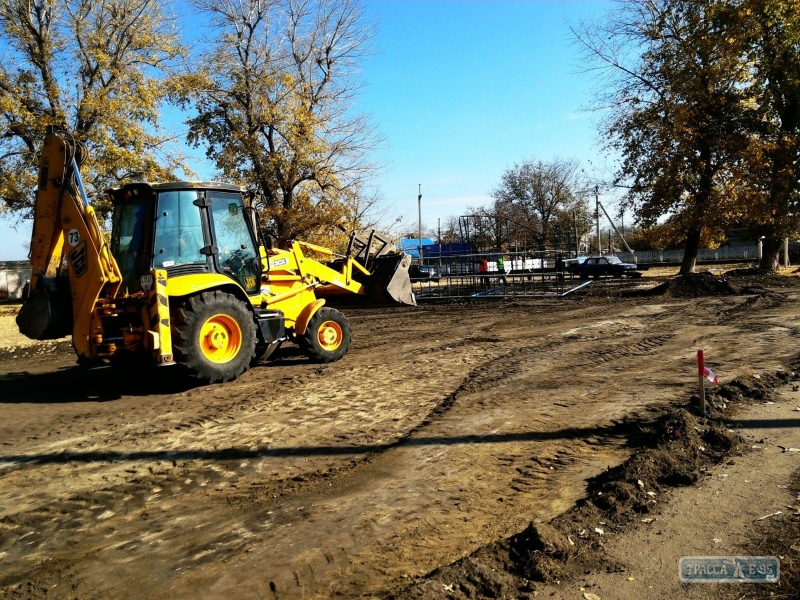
16 276 73 340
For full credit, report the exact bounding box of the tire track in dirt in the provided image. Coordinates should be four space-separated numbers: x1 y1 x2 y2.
1 303 640 598
110 306 698 598
3 288 799 599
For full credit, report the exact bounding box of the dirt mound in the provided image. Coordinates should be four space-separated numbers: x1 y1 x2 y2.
393 392 760 599
726 268 800 290
590 410 738 515
620 273 740 298
665 273 740 297
701 372 783 415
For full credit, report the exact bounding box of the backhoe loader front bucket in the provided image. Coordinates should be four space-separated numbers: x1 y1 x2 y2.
316 252 416 307
363 253 416 306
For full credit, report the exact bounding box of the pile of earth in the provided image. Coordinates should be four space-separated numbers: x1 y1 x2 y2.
391 374 785 600
638 273 741 298
726 267 800 290
700 371 784 416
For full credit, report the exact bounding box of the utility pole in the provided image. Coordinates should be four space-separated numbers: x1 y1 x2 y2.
418 184 422 263
572 210 579 256
595 185 601 255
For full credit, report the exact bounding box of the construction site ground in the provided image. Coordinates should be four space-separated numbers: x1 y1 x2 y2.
2 268 800 599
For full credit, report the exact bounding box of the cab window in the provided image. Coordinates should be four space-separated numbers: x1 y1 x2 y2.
111 196 149 291
208 192 260 293
153 191 206 269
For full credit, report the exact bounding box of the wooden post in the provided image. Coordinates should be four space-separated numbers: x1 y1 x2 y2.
697 349 706 417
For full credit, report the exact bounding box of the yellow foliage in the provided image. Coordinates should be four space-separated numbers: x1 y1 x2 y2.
0 0 189 218
178 0 378 247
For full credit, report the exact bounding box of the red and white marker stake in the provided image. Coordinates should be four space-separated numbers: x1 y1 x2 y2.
696 350 719 417
697 350 706 417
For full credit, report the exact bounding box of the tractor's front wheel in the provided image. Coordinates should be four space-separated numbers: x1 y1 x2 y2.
300 307 352 363
172 291 257 383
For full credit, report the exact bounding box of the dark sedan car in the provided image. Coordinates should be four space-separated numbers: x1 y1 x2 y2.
409 264 441 282
568 255 642 279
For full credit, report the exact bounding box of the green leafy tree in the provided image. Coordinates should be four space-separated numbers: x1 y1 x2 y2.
0 0 187 217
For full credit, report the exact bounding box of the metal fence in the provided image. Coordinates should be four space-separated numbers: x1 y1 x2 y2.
617 245 759 264
412 250 578 300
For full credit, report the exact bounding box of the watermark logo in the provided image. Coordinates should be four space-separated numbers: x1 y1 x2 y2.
679 556 779 583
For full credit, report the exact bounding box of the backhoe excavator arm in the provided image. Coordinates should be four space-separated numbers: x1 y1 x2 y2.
17 128 122 359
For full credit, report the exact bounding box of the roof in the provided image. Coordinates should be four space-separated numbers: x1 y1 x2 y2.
108 181 247 196
148 181 246 193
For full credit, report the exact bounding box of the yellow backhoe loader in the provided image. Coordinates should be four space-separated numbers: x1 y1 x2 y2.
17 128 414 383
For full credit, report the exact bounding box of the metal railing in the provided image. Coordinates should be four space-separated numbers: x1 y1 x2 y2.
412 250 576 300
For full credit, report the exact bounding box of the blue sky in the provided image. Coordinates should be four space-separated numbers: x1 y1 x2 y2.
0 0 615 260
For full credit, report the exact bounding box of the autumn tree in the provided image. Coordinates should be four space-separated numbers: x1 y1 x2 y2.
492 158 590 251
730 0 800 270
573 0 752 274
176 0 379 247
0 0 187 217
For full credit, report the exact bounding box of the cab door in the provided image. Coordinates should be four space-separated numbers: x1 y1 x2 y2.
207 191 261 294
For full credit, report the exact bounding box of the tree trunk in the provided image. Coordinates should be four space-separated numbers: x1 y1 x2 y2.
759 238 782 271
679 227 702 275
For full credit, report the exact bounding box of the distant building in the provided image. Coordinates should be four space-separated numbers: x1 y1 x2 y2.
397 238 435 259
0 260 30 300
422 243 474 258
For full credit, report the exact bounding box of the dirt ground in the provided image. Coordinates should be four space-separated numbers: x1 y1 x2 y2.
2 270 800 599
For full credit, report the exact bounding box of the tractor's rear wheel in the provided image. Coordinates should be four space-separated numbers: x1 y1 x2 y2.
299 307 352 363
172 291 257 383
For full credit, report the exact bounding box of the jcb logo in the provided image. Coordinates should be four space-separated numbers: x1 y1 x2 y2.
69 241 87 278
244 277 256 289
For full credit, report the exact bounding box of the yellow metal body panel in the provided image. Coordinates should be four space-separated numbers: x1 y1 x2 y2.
165 272 249 300
294 299 326 336
151 270 174 364
257 241 371 333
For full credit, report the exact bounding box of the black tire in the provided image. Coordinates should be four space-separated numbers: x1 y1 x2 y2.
172 290 257 383
299 307 352 363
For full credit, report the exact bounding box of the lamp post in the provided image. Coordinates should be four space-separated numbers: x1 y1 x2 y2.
418 184 422 263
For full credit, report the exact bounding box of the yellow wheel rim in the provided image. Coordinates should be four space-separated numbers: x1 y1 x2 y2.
199 314 242 363
317 320 343 351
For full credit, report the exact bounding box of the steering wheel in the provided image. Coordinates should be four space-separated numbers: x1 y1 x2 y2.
227 249 245 274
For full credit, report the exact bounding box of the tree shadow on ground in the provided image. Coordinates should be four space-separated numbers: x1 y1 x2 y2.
0 417 656 467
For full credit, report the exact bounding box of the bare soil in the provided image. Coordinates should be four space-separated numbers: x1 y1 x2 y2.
2 272 800 599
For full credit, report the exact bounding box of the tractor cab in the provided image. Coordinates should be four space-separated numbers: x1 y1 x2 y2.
109 182 262 296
